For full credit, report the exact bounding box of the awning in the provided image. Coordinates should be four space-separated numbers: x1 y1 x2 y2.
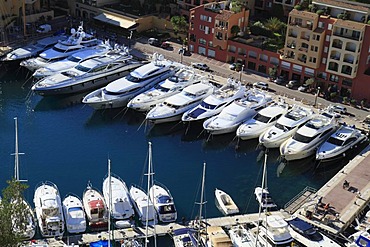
94 13 137 30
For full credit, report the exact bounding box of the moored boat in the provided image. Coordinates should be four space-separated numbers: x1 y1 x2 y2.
254 187 277 210
129 185 158 226
149 182 177 223
62 193 86 234
82 182 108 230
215 188 239 216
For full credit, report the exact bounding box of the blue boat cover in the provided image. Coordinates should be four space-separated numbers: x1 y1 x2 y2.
90 240 112 247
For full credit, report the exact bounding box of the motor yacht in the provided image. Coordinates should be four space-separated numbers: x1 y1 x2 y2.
182 78 246 123
286 216 341 247
215 188 239 216
127 66 207 112
258 214 294 246
62 194 86 234
102 174 135 221
82 53 179 109
280 109 338 161
146 82 214 124
21 24 101 71
254 187 277 210
32 48 141 96
316 125 368 162
149 182 177 223
129 185 158 226
32 40 112 79
1 35 66 64
259 105 314 149
82 182 108 230
236 100 289 140
33 181 65 238
202 89 273 135
228 224 261 247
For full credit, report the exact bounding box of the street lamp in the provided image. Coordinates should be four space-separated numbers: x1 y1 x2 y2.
239 64 245 82
128 30 133 49
314 86 320 107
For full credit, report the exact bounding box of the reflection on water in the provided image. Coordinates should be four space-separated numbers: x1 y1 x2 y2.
146 121 184 137
32 92 87 111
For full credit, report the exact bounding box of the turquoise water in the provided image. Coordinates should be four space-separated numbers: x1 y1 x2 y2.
0 68 342 226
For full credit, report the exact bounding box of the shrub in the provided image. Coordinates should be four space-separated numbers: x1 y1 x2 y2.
294 4 302 10
316 9 325 15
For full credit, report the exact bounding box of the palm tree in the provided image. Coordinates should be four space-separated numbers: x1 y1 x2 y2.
265 17 284 33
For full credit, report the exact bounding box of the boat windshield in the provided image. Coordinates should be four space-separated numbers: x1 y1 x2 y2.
157 195 172 204
158 205 176 214
304 228 323 241
163 102 181 109
286 111 304 121
293 132 316 143
326 136 344 146
126 74 141 83
154 84 170 92
62 70 80 78
200 101 217 110
67 56 81 63
52 46 67 53
253 113 270 123
75 64 91 72
275 123 292 131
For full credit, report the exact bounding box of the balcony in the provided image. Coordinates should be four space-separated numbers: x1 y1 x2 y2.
343 58 354 64
299 47 308 52
288 32 297 38
330 55 340 61
300 35 310 41
333 31 360 41
287 43 296 49
328 62 339 72
332 42 343 49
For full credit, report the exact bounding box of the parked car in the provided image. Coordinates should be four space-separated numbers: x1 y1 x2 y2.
274 76 286 85
333 105 347 115
253 81 269 90
160 41 171 49
191 62 210 71
298 84 310 92
286 80 301 89
178 48 191 56
148 38 160 46
229 62 242 71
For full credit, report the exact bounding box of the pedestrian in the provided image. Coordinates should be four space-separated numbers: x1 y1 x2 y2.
343 180 349 189
318 196 323 205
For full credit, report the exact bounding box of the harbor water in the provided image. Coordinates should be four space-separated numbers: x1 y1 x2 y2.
0 68 346 235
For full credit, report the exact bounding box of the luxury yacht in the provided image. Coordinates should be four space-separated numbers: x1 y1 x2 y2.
259 105 314 149
82 53 179 109
203 89 273 135
258 214 294 246
149 183 177 223
33 181 65 238
127 66 207 112
32 41 112 79
32 48 141 96
236 100 289 140
20 23 101 71
280 109 338 161
182 78 245 123
316 125 368 162
82 182 108 230
146 82 214 124
62 194 86 234
129 185 158 226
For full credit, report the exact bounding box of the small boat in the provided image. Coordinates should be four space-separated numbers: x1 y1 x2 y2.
82 182 108 230
215 188 239 215
236 100 289 140
254 187 277 209
203 89 273 135
149 182 177 223
259 104 314 148
129 185 158 226
280 108 338 161
286 216 341 247
228 224 260 247
127 66 207 112
182 78 246 122
102 173 135 221
146 82 214 124
32 48 141 96
33 181 65 238
316 125 368 162
62 193 86 234
82 53 179 109
258 215 294 246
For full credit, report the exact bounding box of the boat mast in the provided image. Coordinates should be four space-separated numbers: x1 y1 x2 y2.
255 151 268 247
145 142 156 247
108 159 112 247
196 162 206 246
12 117 26 182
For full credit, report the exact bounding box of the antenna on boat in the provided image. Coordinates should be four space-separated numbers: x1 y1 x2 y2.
145 142 157 247
255 150 268 246
195 162 207 245
12 117 26 182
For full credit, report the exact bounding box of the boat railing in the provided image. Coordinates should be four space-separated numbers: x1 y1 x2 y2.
283 186 317 213
35 180 59 191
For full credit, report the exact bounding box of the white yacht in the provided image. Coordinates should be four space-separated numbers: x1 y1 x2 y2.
82 53 179 109
228 224 261 247
286 216 341 247
82 182 108 230
2 35 66 64
182 79 246 122
203 89 273 135
32 48 141 96
258 215 294 246
236 100 289 140
316 125 368 162
259 105 314 149
280 110 338 161
21 24 101 71
33 181 65 238
129 185 158 226
127 66 207 112
62 194 86 234
149 183 177 223
146 82 214 124
254 187 277 209
102 174 135 221
32 41 112 79
215 188 239 216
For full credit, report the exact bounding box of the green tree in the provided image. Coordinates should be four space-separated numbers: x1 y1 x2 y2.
230 0 245 12
231 25 240 37
265 17 284 33
0 179 30 247
170 16 188 35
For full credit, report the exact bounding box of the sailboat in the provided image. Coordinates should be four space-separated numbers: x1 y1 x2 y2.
11 117 36 240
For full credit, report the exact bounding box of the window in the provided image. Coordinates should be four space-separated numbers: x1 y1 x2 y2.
329 75 339 82
208 41 213 47
318 22 324 28
326 35 330 42
328 24 332 30
200 15 208 21
199 38 206 45
322 58 326 64
309 57 317 63
311 46 318 52
199 25 205 31
324 47 328 53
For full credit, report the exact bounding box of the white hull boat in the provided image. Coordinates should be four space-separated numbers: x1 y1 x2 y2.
280 109 338 161
259 105 314 149
33 181 65 238
149 183 177 223
236 100 289 140
316 125 368 162
82 182 108 230
129 185 157 225
203 89 273 135
254 187 277 209
182 79 246 122
127 66 207 112
215 188 239 215
62 194 86 234
346 230 370 247
258 215 293 246
228 224 260 247
102 174 135 221
82 53 179 109
146 82 214 124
